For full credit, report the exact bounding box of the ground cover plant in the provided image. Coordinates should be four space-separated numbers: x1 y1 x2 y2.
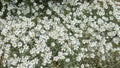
0 0 120 68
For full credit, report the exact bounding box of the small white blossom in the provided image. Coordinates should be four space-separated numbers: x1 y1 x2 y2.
76 53 84 62
113 37 120 45
65 58 70 62
51 42 55 47
53 56 59 61
46 9 52 15
0 0 120 68
81 64 85 68
102 56 105 61
90 53 95 58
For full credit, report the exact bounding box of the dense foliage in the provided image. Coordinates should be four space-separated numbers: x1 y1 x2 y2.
0 0 120 68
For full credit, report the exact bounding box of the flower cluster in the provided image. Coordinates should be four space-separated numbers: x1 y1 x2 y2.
0 0 120 68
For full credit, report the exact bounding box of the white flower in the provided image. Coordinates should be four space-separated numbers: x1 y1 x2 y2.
80 23 86 29
35 6 39 11
10 58 18 66
15 30 21 36
83 15 87 19
109 16 114 20
22 6 30 15
1 28 8 36
21 36 31 43
65 58 70 62
97 18 104 24
32 58 39 65
106 43 112 51
117 30 120 37
44 24 50 30
0 49 3 56
29 31 35 38
107 31 116 37
85 64 90 67
90 53 95 58
0 12 3 16
12 42 18 48
87 27 94 33
17 64 27 68
102 16 108 21
102 56 105 61
53 56 59 61
35 24 42 31
89 41 97 47
34 12 38 17
46 9 52 15
51 42 55 47
109 11 113 15
103 2 108 9
7 4 14 10
99 46 105 54
73 44 79 50
39 5 44 9
30 0 34 2
17 11 21 15
58 52 64 56
81 64 84 68
96 35 102 40
59 56 65 60
30 48 37 55
97 10 105 16
76 53 84 62
113 37 119 45
4 53 9 59
23 44 29 51
82 40 88 44
31 8 35 13
17 42 23 47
